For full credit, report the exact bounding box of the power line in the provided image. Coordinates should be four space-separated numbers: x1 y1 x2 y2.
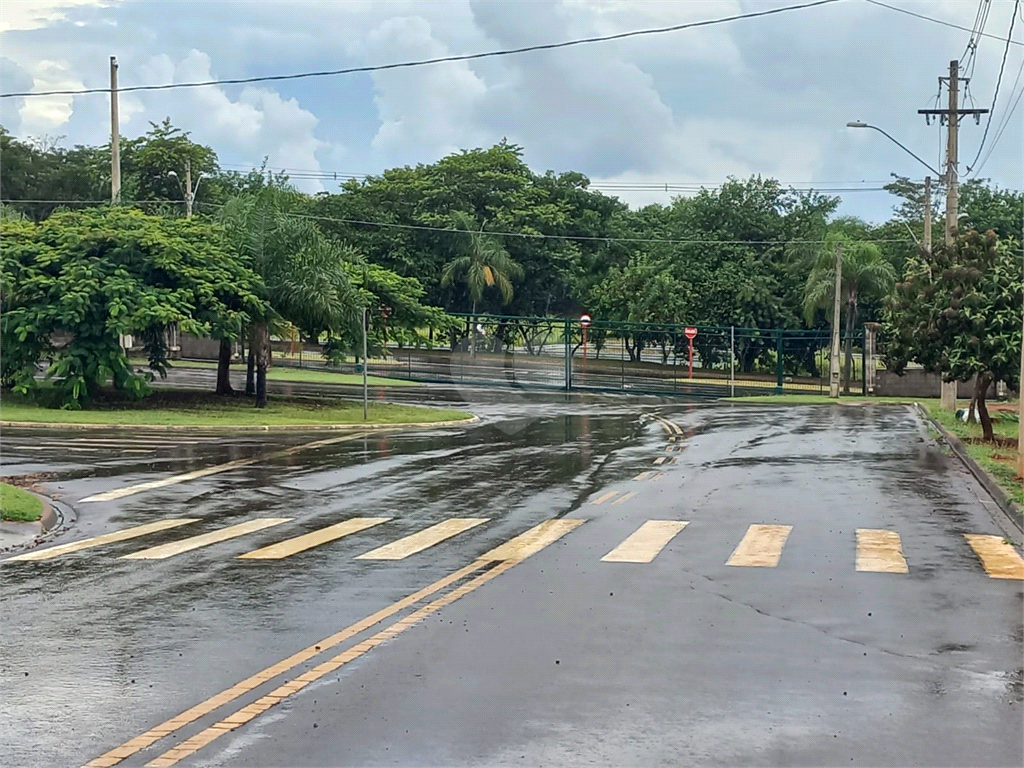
864 0 1023 45
0 198 914 244
0 0 842 99
971 62 1024 176
966 0 1020 173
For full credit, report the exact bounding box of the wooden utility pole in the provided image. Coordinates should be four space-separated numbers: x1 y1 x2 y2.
110 56 120 204
919 60 987 411
922 175 932 253
829 242 843 399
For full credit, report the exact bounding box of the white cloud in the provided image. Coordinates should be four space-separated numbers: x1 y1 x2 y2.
17 59 83 135
0 0 111 32
124 50 331 191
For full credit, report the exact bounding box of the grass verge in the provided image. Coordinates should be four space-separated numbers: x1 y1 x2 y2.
926 403 1022 507
134 359 415 387
0 482 43 522
0 390 470 428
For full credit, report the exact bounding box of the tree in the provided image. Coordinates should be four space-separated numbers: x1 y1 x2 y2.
802 224 896 392
0 208 265 408
440 211 523 354
219 187 360 407
883 230 1022 441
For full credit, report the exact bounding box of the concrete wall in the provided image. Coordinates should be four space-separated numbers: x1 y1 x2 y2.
875 369 997 399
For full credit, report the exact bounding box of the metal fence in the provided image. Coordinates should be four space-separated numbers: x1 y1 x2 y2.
301 315 866 399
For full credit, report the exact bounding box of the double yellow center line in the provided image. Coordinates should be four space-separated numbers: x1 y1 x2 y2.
84 518 584 768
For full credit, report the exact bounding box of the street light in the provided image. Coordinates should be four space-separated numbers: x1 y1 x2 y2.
846 121 942 177
166 160 203 218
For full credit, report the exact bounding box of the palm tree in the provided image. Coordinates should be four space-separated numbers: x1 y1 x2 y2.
220 187 359 407
440 211 523 356
803 229 896 393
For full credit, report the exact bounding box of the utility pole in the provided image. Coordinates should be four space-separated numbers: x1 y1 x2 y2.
362 307 369 421
184 158 193 218
922 175 932 253
919 60 987 411
110 56 120 204
1018 194 1023 482
829 242 843 399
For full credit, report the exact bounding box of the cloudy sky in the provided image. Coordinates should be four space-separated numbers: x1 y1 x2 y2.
1 0 1021 222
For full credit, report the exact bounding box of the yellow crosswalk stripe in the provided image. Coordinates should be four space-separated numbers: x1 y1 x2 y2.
856 529 908 573
633 471 652 481
591 491 619 505
238 518 391 560
964 534 1024 579
726 524 793 567
611 491 637 505
123 518 291 560
651 471 665 481
481 518 586 562
355 518 488 561
653 456 666 465
6 519 199 562
601 520 688 563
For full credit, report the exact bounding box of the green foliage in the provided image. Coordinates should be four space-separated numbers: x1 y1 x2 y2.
1 208 266 408
884 230 1022 440
440 211 524 311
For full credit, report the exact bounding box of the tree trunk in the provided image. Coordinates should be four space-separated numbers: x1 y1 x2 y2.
842 297 856 394
254 322 270 408
215 339 234 395
245 326 256 397
976 373 994 442
964 374 979 423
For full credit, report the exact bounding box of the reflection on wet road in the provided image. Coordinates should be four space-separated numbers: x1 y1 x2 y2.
1 398 1022 768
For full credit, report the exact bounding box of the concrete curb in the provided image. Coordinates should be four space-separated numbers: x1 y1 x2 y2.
0 415 480 433
914 403 1024 541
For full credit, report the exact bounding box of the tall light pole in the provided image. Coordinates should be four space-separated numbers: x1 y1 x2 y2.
167 158 203 218
846 120 953 405
110 56 120 204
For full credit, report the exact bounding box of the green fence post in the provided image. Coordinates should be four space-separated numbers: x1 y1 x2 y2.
775 330 784 394
564 318 572 391
861 336 867 396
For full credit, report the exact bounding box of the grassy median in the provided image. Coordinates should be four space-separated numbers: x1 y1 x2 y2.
0 390 471 428
727 393 941 407
0 482 43 522
926 403 1022 507
134 359 415 387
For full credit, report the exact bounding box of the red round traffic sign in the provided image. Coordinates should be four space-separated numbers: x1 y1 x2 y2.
684 326 698 340
580 314 592 327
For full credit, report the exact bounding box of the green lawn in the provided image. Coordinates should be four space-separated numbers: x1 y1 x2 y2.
926 403 1022 507
0 390 471 428
0 482 43 522
134 359 415 387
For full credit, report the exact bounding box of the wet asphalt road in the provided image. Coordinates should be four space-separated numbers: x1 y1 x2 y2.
1 395 1022 768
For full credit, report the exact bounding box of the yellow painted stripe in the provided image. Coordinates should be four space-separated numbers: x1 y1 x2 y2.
964 534 1024 579
633 471 652 481
856 529 909 573
105 518 583 768
81 432 372 503
238 518 390 560
665 445 674 452
480 518 586 562
611 491 637 505
355 518 488 561
591 491 619 505
601 520 688 563
6 519 199 562
83 560 489 768
653 456 666 465
726 524 793 567
123 518 291 560
651 471 665 481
